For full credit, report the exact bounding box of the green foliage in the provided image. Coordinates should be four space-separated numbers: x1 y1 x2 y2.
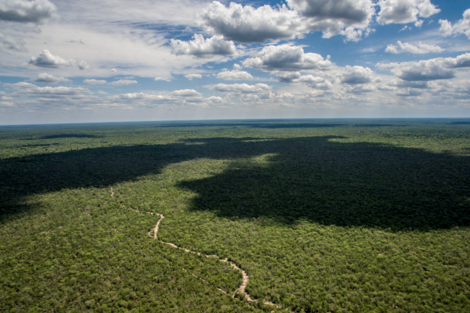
1 119 470 312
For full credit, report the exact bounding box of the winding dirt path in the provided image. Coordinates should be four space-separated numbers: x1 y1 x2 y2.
147 211 283 309
109 185 285 310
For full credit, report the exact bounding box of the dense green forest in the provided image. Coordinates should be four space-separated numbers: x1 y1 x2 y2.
1 119 470 312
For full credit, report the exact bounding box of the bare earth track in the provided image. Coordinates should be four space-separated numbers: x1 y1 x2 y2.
110 186 285 311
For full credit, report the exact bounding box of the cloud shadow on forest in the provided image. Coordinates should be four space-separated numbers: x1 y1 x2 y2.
1 136 469 231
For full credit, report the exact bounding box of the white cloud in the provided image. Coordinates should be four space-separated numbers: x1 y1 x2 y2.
397 41 443 54
197 1 374 43
208 83 271 94
414 19 423 27
83 79 107 85
171 34 236 57
454 9 470 39
243 45 332 72
385 41 444 54
29 50 75 68
108 79 137 86
273 71 301 83
445 53 470 68
3 82 37 89
172 89 202 97
0 0 57 23
113 92 174 103
399 25 410 32
184 74 202 80
32 86 91 96
377 0 440 25
385 44 398 54
341 66 373 84
439 9 470 39
217 70 253 80
438 19 453 37
78 61 90 70
5 82 91 96
197 1 303 43
33 73 69 84
377 53 470 81
271 71 329 88
154 76 171 82
381 61 453 81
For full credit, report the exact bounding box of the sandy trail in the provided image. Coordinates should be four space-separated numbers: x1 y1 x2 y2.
147 212 282 308
108 186 284 310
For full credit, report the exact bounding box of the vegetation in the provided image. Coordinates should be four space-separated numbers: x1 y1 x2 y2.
1 119 470 312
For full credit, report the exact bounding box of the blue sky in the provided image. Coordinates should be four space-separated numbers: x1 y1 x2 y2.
1 0 470 124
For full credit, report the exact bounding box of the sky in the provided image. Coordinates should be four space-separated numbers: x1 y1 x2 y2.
1 0 470 125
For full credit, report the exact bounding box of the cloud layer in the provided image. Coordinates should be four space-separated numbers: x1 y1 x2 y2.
377 53 470 81
0 0 57 23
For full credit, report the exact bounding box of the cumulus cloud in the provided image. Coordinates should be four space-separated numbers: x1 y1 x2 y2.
243 45 332 72
271 71 329 87
398 41 443 54
385 41 444 54
385 44 398 54
172 89 202 97
33 73 69 84
208 83 271 94
32 86 91 96
377 53 470 81
197 1 303 43
0 0 57 23
273 71 302 83
108 79 137 86
78 61 90 70
454 9 470 39
380 61 453 81
83 79 107 85
287 0 374 23
438 19 453 37
377 0 440 25
184 74 202 80
217 70 253 80
171 34 236 57
197 1 374 43
445 53 470 68
438 9 470 39
29 50 74 68
341 66 373 84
